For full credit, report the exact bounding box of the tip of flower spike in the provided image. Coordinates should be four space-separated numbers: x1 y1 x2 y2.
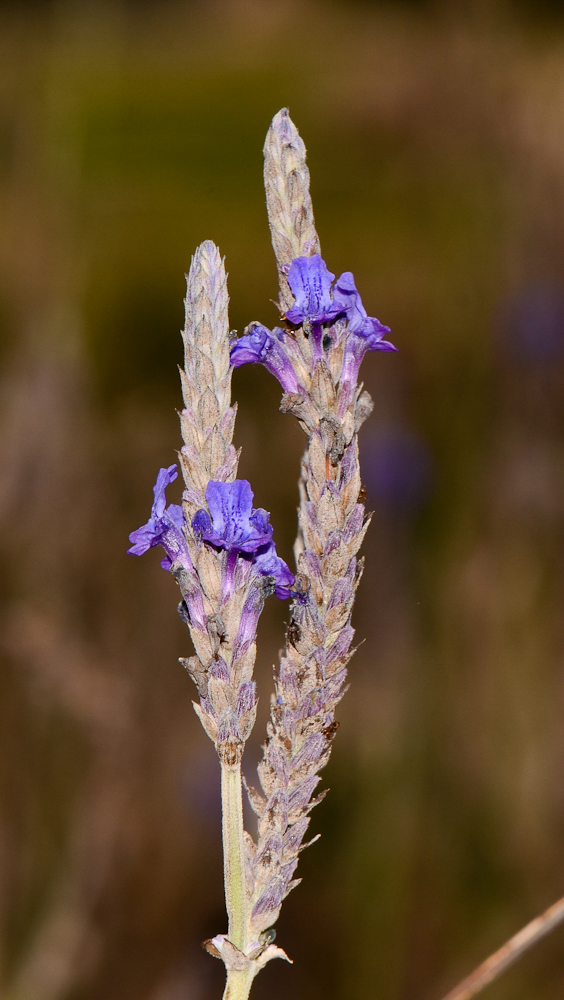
183 242 228 359
264 109 320 298
186 241 225 305
191 238 221 265
266 107 296 147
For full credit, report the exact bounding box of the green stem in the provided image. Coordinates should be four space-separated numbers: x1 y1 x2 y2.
220 761 247 951
222 968 253 1000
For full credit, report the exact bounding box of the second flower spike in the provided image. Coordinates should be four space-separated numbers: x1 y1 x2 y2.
129 241 293 768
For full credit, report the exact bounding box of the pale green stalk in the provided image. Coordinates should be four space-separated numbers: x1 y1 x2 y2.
222 969 253 1000
221 763 252 1000
221 763 247 948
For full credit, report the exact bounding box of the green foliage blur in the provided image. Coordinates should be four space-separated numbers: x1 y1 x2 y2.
1 1 564 999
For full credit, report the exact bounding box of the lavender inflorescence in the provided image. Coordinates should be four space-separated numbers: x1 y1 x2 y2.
129 241 293 768
129 111 395 996
233 261 395 932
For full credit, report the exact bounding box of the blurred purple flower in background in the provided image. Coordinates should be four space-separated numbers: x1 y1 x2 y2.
360 427 432 515
499 284 564 363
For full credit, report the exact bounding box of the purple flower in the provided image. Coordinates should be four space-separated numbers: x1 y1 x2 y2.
285 255 342 326
332 272 395 350
128 465 191 571
253 543 296 599
230 256 395 397
193 480 273 553
234 587 264 658
193 480 295 599
332 272 396 393
230 323 301 394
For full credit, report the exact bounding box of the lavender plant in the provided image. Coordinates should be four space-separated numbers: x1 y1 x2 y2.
129 111 395 1000
128 108 564 1000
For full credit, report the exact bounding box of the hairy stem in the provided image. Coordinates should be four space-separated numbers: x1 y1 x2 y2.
221 762 247 951
222 969 253 1000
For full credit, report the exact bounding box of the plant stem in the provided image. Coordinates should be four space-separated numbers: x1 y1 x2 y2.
221 762 253 1000
439 893 564 1000
222 968 253 1000
221 761 247 951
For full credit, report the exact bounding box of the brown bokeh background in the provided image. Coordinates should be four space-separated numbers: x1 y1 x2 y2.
1 1 564 998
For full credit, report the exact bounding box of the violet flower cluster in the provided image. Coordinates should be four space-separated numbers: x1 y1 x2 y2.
231 254 395 423
130 471 293 602
129 469 293 762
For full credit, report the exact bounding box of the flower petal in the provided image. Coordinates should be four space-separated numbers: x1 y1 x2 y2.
206 479 253 544
285 255 342 325
128 465 191 571
230 324 301 394
253 543 295 599
152 464 178 518
200 480 273 553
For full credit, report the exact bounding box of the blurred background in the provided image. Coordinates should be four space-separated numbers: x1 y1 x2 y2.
1 0 564 998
